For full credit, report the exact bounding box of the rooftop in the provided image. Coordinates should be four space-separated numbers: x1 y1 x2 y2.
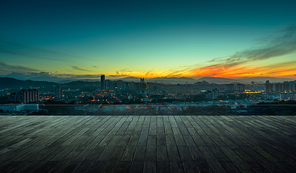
1 115 296 172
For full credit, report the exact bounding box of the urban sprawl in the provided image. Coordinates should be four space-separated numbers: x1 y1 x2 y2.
1 75 296 115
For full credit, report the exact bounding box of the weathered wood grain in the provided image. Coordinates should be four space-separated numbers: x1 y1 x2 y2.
1 115 296 173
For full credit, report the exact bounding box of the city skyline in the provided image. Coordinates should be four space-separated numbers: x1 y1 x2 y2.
1 0 296 81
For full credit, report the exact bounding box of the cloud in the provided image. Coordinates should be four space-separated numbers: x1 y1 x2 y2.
227 24 296 62
0 40 82 62
165 68 190 77
189 60 296 78
190 24 296 77
145 68 155 76
113 68 132 77
1 71 105 82
109 74 131 78
207 56 229 63
71 66 90 71
93 66 99 68
1 71 61 82
0 61 39 74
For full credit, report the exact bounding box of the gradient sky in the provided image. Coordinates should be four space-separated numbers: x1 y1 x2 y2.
0 0 296 81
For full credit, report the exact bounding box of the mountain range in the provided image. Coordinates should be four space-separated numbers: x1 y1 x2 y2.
1 76 295 90
2 72 295 84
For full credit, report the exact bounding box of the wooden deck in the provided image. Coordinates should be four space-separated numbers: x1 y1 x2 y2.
1 116 296 173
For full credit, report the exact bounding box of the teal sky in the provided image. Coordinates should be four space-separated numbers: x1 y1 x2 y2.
0 0 296 80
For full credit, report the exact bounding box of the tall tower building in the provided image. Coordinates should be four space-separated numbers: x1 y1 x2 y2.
55 86 62 100
265 80 272 92
33 89 39 102
19 90 29 103
101 75 106 91
140 78 146 91
237 84 245 92
140 78 144 83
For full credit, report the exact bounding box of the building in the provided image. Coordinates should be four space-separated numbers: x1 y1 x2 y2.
10 89 39 103
275 83 282 92
55 86 62 100
140 78 147 92
225 84 234 92
237 84 245 92
211 88 219 99
33 89 39 102
101 75 105 91
265 80 272 92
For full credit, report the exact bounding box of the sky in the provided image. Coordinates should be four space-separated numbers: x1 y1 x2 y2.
0 0 296 81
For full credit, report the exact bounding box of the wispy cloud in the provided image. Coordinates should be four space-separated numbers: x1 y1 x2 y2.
165 68 190 77
109 74 131 78
0 40 82 62
1 71 104 82
71 66 90 71
227 24 296 63
112 68 132 77
0 61 39 73
190 24 296 78
145 68 155 76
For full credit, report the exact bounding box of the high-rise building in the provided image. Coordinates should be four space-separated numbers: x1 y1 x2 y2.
225 84 234 92
101 75 105 91
19 90 29 103
237 84 245 92
283 82 292 92
55 86 62 99
10 89 39 103
275 83 282 92
211 88 219 99
33 89 39 102
265 80 272 92
140 78 146 91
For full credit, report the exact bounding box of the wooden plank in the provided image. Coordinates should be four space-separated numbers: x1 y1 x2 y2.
157 146 169 162
175 117 190 136
130 161 144 172
121 135 139 161
164 121 173 135
199 116 255 173
133 121 144 135
144 161 156 173
172 127 186 147
124 119 137 135
170 161 184 173
145 146 157 162
100 146 126 173
87 161 106 173
187 146 211 173
149 120 157 136
147 135 157 146
219 116 290 172
1 115 296 173
133 146 146 162
157 161 170 173
0 161 22 173
115 161 132 173
137 126 149 146
204 116 269 173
